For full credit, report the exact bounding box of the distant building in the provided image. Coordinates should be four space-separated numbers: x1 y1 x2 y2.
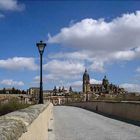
27 87 39 99
43 90 53 95
69 86 73 93
4 88 13 94
52 86 69 96
83 69 125 94
0 88 24 94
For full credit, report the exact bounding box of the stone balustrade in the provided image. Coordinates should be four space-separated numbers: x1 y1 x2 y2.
0 102 53 140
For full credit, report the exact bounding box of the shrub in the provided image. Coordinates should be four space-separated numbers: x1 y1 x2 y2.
0 98 31 116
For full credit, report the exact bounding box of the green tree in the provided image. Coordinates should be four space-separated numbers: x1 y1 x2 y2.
12 87 15 94
3 88 6 94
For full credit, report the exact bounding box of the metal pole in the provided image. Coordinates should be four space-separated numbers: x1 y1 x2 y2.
39 53 43 104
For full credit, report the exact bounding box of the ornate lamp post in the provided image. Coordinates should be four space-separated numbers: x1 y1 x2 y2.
36 40 46 104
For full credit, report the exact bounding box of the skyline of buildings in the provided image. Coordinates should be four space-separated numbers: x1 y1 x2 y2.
0 1 140 92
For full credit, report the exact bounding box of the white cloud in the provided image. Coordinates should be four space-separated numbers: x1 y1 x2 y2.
34 74 58 83
90 78 102 84
34 59 85 86
113 50 135 61
32 59 85 88
43 59 85 79
120 83 140 92
136 67 140 73
65 80 82 91
0 0 25 11
89 60 105 72
48 11 140 53
49 51 92 61
48 11 140 71
48 51 106 72
70 80 82 88
0 57 38 70
1 79 24 86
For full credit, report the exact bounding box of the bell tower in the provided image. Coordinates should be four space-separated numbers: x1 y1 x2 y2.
83 69 90 93
102 75 109 93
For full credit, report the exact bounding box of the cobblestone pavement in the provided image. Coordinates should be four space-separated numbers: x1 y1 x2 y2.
54 106 140 140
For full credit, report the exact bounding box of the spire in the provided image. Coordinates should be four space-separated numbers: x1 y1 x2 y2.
85 69 87 73
69 86 73 92
103 75 108 81
62 86 65 91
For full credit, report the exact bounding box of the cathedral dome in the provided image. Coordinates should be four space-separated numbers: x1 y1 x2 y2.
83 69 89 78
83 69 90 83
102 75 109 86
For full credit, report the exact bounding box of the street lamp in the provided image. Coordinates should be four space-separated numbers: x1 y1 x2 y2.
36 40 46 104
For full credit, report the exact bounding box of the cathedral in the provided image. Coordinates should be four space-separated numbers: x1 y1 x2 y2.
83 69 125 94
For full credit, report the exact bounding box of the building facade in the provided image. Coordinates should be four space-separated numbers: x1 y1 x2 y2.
52 86 69 96
27 87 40 99
83 69 125 94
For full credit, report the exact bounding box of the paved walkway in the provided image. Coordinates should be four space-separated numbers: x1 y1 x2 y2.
53 106 140 140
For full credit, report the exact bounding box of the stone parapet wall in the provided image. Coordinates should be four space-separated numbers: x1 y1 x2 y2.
0 102 53 140
68 101 140 122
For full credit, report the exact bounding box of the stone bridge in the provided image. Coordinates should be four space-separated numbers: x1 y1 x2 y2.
45 96 84 105
0 101 140 140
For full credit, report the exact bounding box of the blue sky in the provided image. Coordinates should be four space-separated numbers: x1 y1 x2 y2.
0 0 140 92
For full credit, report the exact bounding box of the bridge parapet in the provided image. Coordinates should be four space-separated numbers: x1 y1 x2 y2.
0 102 53 140
68 101 140 124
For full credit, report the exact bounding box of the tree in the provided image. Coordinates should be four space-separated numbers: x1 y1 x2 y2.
12 87 15 94
3 88 6 94
22 90 26 94
0 90 3 94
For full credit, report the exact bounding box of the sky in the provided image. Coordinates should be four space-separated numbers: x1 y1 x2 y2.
0 0 140 92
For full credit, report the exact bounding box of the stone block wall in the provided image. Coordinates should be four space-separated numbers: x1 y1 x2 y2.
68 101 140 122
0 102 53 140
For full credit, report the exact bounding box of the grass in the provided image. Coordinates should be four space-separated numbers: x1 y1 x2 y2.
0 98 31 116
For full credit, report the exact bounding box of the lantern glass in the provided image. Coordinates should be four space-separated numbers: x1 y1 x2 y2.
38 44 45 52
37 41 46 54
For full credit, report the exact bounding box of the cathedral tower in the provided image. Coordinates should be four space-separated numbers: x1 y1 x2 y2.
102 75 109 92
83 69 90 93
